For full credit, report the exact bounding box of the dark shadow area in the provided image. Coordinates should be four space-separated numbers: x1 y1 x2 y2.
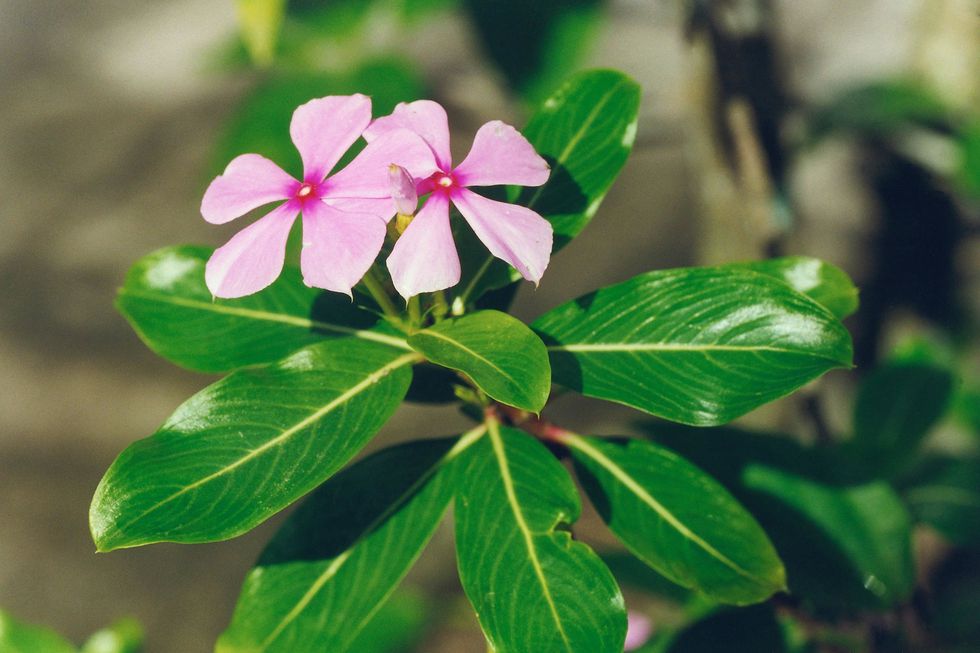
258 438 456 566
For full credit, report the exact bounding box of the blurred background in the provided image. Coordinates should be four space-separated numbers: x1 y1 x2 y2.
1 0 978 651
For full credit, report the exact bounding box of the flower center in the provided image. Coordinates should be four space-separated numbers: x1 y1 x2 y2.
436 174 454 189
296 182 316 198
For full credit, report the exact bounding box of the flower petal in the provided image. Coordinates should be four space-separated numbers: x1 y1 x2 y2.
300 200 386 296
364 100 452 171
290 94 372 182
453 120 550 188
452 188 552 285
388 164 419 216
205 202 298 298
323 197 398 222
326 128 437 198
201 154 295 224
387 193 460 299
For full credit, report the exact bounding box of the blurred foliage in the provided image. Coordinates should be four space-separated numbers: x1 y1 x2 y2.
0 612 142 653
464 0 605 102
210 58 425 179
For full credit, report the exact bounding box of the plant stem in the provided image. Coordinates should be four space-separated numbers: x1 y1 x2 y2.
407 295 422 328
362 268 402 321
431 289 450 320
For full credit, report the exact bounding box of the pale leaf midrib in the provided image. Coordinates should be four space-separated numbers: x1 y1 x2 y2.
488 421 573 651
103 352 420 544
256 425 488 651
549 342 842 361
566 435 765 586
121 289 410 350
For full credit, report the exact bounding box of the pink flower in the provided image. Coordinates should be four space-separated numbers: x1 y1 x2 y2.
625 611 653 651
201 94 436 298
365 100 552 300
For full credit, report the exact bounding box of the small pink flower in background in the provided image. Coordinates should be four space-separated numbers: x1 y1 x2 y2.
365 100 552 300
201 94 436 298
625 611 653 651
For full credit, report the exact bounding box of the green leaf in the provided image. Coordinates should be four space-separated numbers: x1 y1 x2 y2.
455 422 626 652
408 310 551 412
533 266 853 426
807 80 951 143
454 69 642 305
90 339 417 551
80 618 143 653
236 0 287 67
900 456 980 545
0 610 76 653
117 246 407 373
464 0 605 102
211 60 425 179
724 257 859 320
343 588 431 653
568 435 785 605
599 552 692 604
743 465 915 610
217 433 479 653
850 363 953 477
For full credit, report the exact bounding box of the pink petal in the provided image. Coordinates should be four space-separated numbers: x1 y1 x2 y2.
364 100 453 171
386 193 460 299
326 129 437 199
205 202 298 298
452 189 553 285
290 94 372 182
323 197 399 222
201 154 295 224
625 612 653 651
453 120 550 188
299 200 386 296
388 165 418 215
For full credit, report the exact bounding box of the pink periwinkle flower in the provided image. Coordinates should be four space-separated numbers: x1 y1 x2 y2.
201 94 436 298
365 100 553 300
625 611 653 651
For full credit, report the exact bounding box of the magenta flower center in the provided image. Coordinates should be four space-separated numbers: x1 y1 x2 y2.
296 182 316 199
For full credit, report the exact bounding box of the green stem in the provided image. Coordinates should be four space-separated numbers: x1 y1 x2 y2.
407 295 422 328
431 289 450 320
362 268 402 322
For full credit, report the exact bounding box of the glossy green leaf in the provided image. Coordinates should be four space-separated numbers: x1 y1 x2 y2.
343 588 431 653
408 310 550 412
455 69 642 305
851 363 953 477
236 0 286 66
80 618 143 653
568 435 785 605
534 266 853 426
743 465 915 610
901 456 980 545
90 339 417 551
218 433 479 653
725 257 859 319
117 246 407 373
0 610 76 653
599 552 692 604
455 423 626 652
